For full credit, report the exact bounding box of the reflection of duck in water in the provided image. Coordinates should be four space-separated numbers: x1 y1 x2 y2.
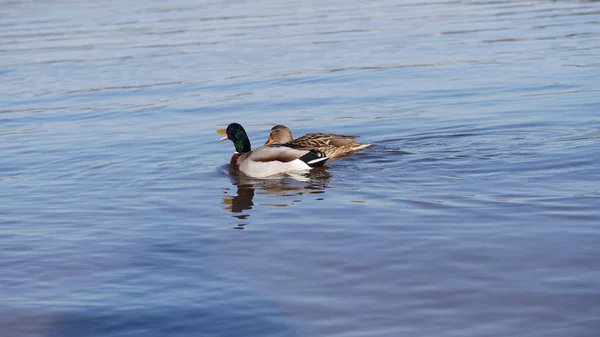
264 125 371 158
218 123 329 178
221 167 332 229
223 183 255 213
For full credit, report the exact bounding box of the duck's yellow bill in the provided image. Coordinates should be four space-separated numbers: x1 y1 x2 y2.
264 136 274 146
217 128 228 141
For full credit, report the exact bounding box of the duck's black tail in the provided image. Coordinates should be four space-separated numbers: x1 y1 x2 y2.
299 150 329 168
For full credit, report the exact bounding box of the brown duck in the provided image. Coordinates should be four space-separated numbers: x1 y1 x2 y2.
264 125 371 158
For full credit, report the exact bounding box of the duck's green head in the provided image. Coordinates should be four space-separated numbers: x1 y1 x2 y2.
220 123 251 153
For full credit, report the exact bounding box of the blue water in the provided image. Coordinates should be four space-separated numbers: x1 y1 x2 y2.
2 0 600 336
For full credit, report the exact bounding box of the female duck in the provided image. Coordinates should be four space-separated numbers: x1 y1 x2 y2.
264 125 371 158
219 123 329 178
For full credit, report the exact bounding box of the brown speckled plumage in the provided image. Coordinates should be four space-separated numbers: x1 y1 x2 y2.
265 125 371 158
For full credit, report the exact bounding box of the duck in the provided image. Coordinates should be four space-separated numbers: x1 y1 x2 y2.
264 125 371 158
218 123 329 178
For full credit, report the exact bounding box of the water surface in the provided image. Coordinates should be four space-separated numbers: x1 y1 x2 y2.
1 0 600 336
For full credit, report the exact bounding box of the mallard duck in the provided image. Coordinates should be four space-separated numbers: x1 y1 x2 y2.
218 123 329 178
264 125 371 158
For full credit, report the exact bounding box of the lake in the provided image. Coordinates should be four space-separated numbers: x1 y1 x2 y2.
1 0 599 336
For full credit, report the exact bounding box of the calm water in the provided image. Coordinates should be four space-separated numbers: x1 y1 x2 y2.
2 0 600 336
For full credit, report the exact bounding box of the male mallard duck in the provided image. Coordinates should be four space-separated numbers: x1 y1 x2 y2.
219 123 329 178
264 125 371 158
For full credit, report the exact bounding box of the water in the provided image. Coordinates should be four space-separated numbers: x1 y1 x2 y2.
2 0 600 336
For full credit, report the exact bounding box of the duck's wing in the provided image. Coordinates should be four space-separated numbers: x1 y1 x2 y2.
248 145 328 167
293 133 361 147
